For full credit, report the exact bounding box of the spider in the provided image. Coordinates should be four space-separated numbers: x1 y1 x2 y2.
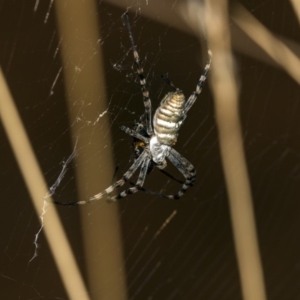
55 13 212 205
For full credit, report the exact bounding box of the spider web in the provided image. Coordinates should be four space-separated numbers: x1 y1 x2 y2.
1 0 300 299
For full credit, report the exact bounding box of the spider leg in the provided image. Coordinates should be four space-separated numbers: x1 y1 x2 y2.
158 168 185 184
128 168 184 196
182 49 212 116
124 13 153 135
54 150 147 206
107 155 151 203
88 150 148 203
126 149 196 200
161 74 179 91
120 126 149 144
126 149 195 200
163 148 196 199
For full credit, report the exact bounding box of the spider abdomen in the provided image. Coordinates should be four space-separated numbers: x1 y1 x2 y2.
153 91 185 145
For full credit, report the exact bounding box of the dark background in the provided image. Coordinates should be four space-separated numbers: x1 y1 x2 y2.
1 0 300 299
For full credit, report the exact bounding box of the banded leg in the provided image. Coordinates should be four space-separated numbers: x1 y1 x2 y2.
126 148 195 200
54 150 147 205
129 148 196 200
161 74 180 91
131 149 195 200
124 13 153 135
183 49 212 115
107 156 151 203
120 126 149 144
164 148 196 199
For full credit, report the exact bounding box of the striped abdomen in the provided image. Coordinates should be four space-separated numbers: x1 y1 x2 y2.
153 91 185 146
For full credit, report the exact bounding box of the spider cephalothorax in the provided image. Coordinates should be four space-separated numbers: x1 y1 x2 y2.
55 13 212 206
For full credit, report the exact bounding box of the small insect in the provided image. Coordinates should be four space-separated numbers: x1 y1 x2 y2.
55 13 212 205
